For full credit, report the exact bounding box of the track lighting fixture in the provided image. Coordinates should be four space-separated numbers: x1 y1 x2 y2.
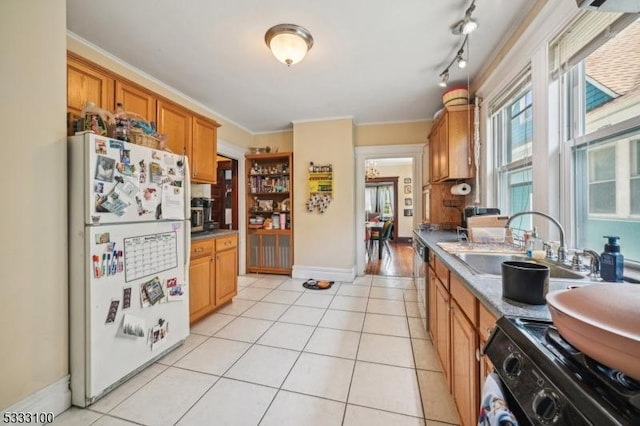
437 35 468 86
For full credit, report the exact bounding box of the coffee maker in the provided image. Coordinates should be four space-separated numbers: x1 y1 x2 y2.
202 198 215 231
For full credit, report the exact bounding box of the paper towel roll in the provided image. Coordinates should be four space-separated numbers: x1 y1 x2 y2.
451 183 471 195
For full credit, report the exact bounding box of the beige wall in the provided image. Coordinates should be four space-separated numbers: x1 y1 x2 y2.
355 121 432 146
253 131 293 153
374 163 414 238
67 36 255 149
293 119 356 269
0 0 68 409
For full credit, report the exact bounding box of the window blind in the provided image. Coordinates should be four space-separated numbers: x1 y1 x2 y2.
489 67 532 116
549 11 638 79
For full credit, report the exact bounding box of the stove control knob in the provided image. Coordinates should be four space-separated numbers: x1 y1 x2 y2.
533 390 560 423
502 353 522 379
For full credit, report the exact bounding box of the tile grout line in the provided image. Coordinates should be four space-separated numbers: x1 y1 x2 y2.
340 274 373 425
256 279 341 425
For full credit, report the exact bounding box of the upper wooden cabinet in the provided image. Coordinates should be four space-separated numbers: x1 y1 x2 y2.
67 56 114 117
422 143 430 187
67 54 221 183
115 81 156 123
429 105 474 182
156 101 218 183
192 115 220 183
157 99 192 156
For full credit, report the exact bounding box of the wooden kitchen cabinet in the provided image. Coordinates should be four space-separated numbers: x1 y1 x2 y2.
429 105 474 182
478 303 497 385
115 81 157 123
157 99 192 156
67 54 222 181
157 100 219 183
214 235 238 306
435 277 451 388
189 234 238 324
189 239 215 323
429 252 493 426
191 115 220 183
450 273 479 426
428 264 437 341
67 56 115 119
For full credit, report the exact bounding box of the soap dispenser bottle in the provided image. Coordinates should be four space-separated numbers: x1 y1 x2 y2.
601 236 624 282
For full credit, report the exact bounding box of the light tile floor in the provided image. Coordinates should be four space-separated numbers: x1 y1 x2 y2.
55 274 460 426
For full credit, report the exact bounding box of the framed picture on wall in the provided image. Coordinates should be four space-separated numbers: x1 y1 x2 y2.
404 198 412 206
404 178 412 184
404 185 412 194
404 208 413 217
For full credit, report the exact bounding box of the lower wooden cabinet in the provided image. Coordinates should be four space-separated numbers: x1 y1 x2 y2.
426 252 498 426
451 300 479 426
478 302 497 385
189 234 238 324
214 235 238 306
428 265 437 340
435 278 451 388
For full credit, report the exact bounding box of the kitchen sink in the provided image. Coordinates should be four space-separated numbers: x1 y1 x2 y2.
453 253 586 280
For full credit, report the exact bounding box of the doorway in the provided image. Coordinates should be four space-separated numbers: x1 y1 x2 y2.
355 145 425 277
211 155 238 230
365 177 398 241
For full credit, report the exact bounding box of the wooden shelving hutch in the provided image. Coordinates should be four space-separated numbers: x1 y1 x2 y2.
245 152 293 274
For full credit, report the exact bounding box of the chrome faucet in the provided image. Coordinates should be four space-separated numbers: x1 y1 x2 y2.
505 211 568 263
581 249 601 279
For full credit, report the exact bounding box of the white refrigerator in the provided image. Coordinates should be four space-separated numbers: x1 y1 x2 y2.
68 133 191 407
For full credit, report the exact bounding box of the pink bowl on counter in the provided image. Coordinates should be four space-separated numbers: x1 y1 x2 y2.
546 283 640 381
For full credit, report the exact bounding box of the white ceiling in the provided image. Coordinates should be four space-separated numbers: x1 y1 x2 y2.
66 0 535 134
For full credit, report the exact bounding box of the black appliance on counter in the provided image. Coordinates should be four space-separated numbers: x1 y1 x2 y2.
191 198 217 233
484 316 640 426
461 206 500 229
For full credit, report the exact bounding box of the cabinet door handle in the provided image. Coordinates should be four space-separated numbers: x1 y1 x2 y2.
195 248 204 252
475 349 481 361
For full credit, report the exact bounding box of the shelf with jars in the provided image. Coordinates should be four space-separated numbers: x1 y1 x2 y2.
245 152 293 274
307 162 333 213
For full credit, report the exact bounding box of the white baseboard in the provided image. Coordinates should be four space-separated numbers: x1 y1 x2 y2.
292 265 357 282
1 375 71 424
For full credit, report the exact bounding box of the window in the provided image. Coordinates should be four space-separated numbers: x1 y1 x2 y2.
555 14 640 264
587 144 616 214
490 72 533 232
365 183 394 220
632 140 640 215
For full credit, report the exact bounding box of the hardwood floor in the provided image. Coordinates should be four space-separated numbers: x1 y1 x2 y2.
365 241 414 277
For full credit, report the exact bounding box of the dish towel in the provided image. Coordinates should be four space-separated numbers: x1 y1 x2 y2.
477 372 519 426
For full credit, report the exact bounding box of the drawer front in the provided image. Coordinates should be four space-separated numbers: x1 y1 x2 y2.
478 302 497 341
450 273 477 325
191 239 214 259
434 256 449 289
215 235 238 251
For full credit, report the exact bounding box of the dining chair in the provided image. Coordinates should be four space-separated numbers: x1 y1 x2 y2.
368 220 393 258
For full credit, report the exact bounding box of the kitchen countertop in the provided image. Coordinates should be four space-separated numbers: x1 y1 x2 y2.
414 229 595 321
191 229 239 241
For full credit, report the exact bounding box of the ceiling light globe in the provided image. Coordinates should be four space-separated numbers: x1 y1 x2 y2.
265 24 313 66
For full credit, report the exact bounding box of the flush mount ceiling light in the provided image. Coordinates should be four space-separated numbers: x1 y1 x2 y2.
265 23 314 66
451 0 478 35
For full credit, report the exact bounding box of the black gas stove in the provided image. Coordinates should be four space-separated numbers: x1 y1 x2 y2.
484 316 640 426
